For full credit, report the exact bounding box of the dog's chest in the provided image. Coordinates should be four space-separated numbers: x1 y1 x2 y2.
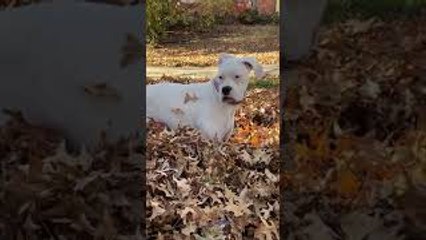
197 105 235 138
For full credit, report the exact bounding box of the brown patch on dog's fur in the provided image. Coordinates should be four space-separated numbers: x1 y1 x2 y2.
171 108 185 115
184 92 199 104
82 83 122 101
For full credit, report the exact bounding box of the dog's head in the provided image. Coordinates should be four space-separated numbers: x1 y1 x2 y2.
212 53 264 105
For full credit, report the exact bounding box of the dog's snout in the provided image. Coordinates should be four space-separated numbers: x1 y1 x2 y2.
222 86 232 95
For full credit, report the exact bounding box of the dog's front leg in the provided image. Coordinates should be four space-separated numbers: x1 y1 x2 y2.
202 126 233 143
197 121 223 142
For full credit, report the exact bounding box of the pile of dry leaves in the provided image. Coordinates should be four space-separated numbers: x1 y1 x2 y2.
283 14 426 239
0 112 144 239
146 76 280 239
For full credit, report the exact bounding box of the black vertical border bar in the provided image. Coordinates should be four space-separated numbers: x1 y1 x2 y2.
141 0 147 238
279 0 285 239
279 0 295 239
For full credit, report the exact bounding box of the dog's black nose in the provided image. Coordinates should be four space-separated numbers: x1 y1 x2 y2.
222 86 232 95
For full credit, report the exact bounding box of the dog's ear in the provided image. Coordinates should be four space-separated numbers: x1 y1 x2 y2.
241 57 265 79
218 53 235 65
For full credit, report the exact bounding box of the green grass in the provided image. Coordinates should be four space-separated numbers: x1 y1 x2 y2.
248 77 279 90
323 0 426 23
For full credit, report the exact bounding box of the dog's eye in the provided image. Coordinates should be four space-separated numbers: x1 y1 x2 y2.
235 75 240 79
218 76 223 80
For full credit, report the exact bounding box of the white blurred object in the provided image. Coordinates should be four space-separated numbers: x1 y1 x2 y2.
282 0 328 61
0 1 143 150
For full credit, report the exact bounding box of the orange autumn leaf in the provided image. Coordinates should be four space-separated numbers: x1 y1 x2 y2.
375 165 402 180
250 134 262 147
337 169 361 197
311 131 330 159
335 136 357 153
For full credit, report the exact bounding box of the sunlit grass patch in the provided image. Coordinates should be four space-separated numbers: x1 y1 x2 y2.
248 77 279 90
147 24 279 67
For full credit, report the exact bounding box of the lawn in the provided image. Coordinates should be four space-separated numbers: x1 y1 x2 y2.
146 24 279 67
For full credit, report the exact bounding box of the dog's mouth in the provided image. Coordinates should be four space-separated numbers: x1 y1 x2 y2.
222 96 243 105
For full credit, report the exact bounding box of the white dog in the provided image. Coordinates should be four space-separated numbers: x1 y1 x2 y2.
146 53 264 142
